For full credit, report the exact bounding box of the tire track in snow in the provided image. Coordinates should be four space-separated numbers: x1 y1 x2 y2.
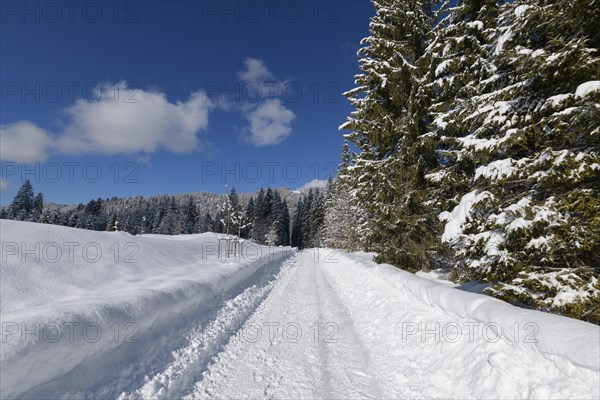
312 259 385 399
118 251 299 400
186 250 387 399
185 249 323 399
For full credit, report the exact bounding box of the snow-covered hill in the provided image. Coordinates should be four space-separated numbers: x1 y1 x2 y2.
0 220 290 399
1 220 598 399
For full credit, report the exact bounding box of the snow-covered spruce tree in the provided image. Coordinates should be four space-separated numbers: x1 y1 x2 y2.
290 188 326 249
271 194 290 246
151 198 167 233
280 200 291 246
307 190 325 248
82 198 105 231
323 143 365 251
39 207 51 224
122 216 132 233
299 190 314 247
421 0 503 268
158 197 182 235
300 189 322 248
251 189 268 243
291 200 304 249
8 180 35 221
183 196 200 234
32 193 44 222
107 214 118 232
243 197 255 239
435 1 600 321
240 188 290 245
323 175 343 248
340 0 438 270
200 212 213 233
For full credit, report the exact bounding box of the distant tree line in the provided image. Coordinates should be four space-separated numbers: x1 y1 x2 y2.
291 187 326 249
1 180 328 247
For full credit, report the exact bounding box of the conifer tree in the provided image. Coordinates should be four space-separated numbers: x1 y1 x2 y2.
32 193 44 222
107 214 118 231
278 199 291 246
410 0 600 320
243 197 255 238
140 216 147 235
308 191 325 248
291 201 304 249
9 180 35 220
252 189 267 242
338 0 599 321
323 143 365 251
152 199 168 233
340 0 437 269
159 197 182 235
39 207 51 224
438 0 599 320
184 196 199 234
201 212 213 233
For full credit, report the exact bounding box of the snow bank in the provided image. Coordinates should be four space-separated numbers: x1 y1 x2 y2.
0 220 290 399
347 252 600 372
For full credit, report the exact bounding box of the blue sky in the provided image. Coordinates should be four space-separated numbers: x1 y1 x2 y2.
0 1 373 205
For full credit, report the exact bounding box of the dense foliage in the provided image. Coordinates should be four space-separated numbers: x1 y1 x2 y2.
331 0 599 322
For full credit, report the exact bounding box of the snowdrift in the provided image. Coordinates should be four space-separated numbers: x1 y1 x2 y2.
0 220 290 399
347 252 600 372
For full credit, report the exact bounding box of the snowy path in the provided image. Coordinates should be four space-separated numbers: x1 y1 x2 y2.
185 250 385 400
121 250 599 399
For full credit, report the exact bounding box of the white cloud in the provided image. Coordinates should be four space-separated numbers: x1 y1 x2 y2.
244 99 296 147
235 58 287 99
236 59 296 146
297 179 328 192
0 178 8 191
0 121 52 162
237 58 275 83
56 83 213 155
0 82 214 162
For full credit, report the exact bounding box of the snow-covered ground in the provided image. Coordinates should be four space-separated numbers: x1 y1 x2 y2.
0 220 291 399
416 268 490 294
1 221 598 399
